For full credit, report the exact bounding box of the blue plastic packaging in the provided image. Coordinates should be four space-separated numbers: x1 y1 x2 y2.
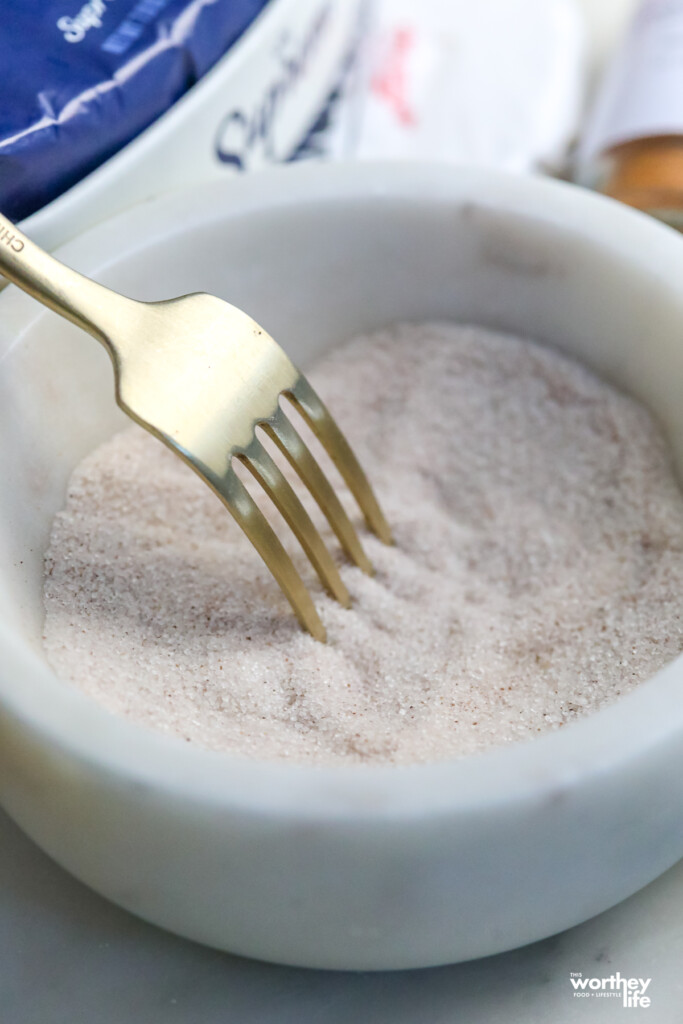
0 0 271 221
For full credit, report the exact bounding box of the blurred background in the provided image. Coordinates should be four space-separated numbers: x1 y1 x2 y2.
4 0 679 250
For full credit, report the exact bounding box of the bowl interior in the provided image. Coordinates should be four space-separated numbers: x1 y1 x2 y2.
2 163 683 752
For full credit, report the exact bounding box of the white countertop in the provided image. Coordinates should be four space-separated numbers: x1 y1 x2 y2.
3 802 682 1022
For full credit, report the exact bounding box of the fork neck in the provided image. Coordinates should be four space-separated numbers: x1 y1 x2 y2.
0 212 137 349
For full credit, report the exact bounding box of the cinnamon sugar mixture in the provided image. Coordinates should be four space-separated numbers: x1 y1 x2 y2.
43 323 683 763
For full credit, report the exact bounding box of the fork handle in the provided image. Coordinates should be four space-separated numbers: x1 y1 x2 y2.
0 212 134 343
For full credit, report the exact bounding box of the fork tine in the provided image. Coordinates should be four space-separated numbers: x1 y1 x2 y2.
220 468 327 641
239 439 352 609
286 376 393 545
263 406 374 575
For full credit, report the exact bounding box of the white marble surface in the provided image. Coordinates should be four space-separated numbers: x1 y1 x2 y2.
3 804 682 1022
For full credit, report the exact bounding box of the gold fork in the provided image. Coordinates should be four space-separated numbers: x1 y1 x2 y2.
0 214 392 641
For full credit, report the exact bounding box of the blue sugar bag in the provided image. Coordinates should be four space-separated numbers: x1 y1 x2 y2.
0 0 271 220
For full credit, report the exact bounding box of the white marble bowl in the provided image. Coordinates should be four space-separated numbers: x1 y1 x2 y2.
1 164 683 971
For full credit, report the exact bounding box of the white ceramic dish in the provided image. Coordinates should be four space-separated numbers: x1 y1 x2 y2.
1 164 683 972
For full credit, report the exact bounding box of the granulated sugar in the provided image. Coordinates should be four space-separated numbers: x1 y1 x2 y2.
43 323 683 764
